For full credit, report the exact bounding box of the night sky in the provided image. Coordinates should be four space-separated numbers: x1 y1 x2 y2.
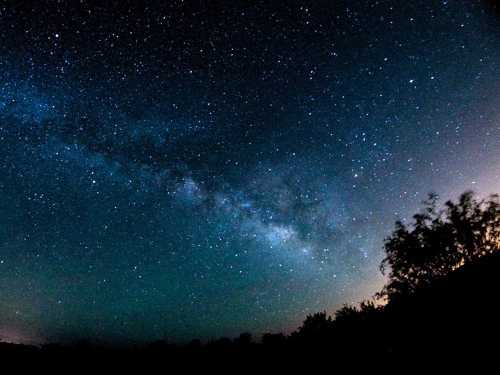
0 1 499 345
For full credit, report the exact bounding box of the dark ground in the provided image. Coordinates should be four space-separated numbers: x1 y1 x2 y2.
2 250 500 367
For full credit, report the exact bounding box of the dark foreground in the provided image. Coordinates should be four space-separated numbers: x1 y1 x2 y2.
2 249 500 366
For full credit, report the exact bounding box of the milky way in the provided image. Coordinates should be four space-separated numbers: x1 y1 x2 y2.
0 1 499 344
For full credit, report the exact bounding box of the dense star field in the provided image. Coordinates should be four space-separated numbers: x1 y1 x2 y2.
0 1 499 344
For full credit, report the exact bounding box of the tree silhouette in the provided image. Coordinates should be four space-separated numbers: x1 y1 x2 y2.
234 332 252 346
1 190 499 361
298 311 333 334
291 311 335 346
380 191 500 300
261 332 286 347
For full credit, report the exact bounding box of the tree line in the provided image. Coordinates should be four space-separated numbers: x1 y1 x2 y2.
1 190 499 360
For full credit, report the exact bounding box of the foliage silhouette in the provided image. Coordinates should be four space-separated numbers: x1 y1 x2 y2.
1 190 499 363
380 191 500 300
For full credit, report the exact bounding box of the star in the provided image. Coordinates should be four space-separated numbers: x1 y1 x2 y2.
0 0 498 344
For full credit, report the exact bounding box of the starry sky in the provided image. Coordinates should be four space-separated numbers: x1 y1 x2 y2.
0 1 499 345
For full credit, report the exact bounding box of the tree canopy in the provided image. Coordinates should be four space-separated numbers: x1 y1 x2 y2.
380 191 500 300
